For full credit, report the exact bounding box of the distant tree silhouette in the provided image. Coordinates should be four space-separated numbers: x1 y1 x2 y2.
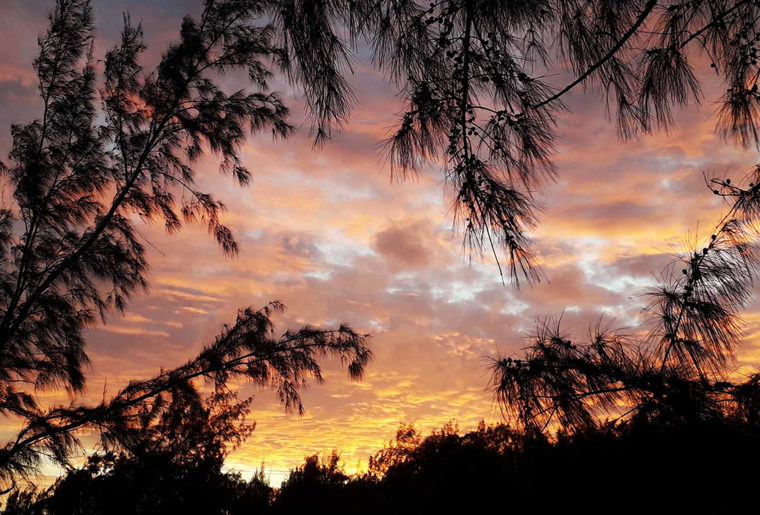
274 452 350 513
366 422 423 477
1 390 275 515
490 168 760 433
0 0 371 490
362 422 524 514
12 419 760 513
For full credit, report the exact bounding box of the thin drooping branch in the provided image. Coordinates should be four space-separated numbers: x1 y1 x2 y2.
532 0 658 111
0 302 371 483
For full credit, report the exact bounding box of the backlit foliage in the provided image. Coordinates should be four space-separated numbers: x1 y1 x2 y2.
343 0 760 283
490 168 760 433
0 0 371 488
6 0 760 493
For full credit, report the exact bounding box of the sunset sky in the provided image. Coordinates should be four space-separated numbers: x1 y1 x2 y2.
3 0 760 486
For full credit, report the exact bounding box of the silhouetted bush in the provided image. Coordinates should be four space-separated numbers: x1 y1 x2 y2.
14 416 757 514
40 453 271 515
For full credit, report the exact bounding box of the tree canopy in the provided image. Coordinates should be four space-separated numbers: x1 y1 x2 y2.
488 164 760 433
5 0 760 498
8 419 760 513
289 0 760 284
0 0 372 489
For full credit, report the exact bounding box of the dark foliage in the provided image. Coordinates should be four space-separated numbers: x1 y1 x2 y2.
490 167 760 434
23 0 755 286
153 0 760 285
274 452 350 514
0 299 370 490
338 0 760 283
0 0 371 488
11 419 760 514
7 0 760 505
3 390 274 515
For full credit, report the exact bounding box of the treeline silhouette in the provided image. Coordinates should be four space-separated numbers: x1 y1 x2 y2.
6 0 760 510
5 415 760 514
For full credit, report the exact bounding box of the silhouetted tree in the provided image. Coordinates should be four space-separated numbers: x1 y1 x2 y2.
366 422 423 477
490 168 760 433
364 419 760 512
362 422 525 514
0 300 370 492
12 416 760 513
336 0 760 283
2 390 276 515
22 0 753 286
0 0 371 490
8 0 760 499
274 452 350 513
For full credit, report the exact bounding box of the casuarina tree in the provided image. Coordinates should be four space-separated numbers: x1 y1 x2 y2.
6 0 760 492
0 0 370 490
489 170 760 433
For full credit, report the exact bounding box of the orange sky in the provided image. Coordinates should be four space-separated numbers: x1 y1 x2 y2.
3 0 760 486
